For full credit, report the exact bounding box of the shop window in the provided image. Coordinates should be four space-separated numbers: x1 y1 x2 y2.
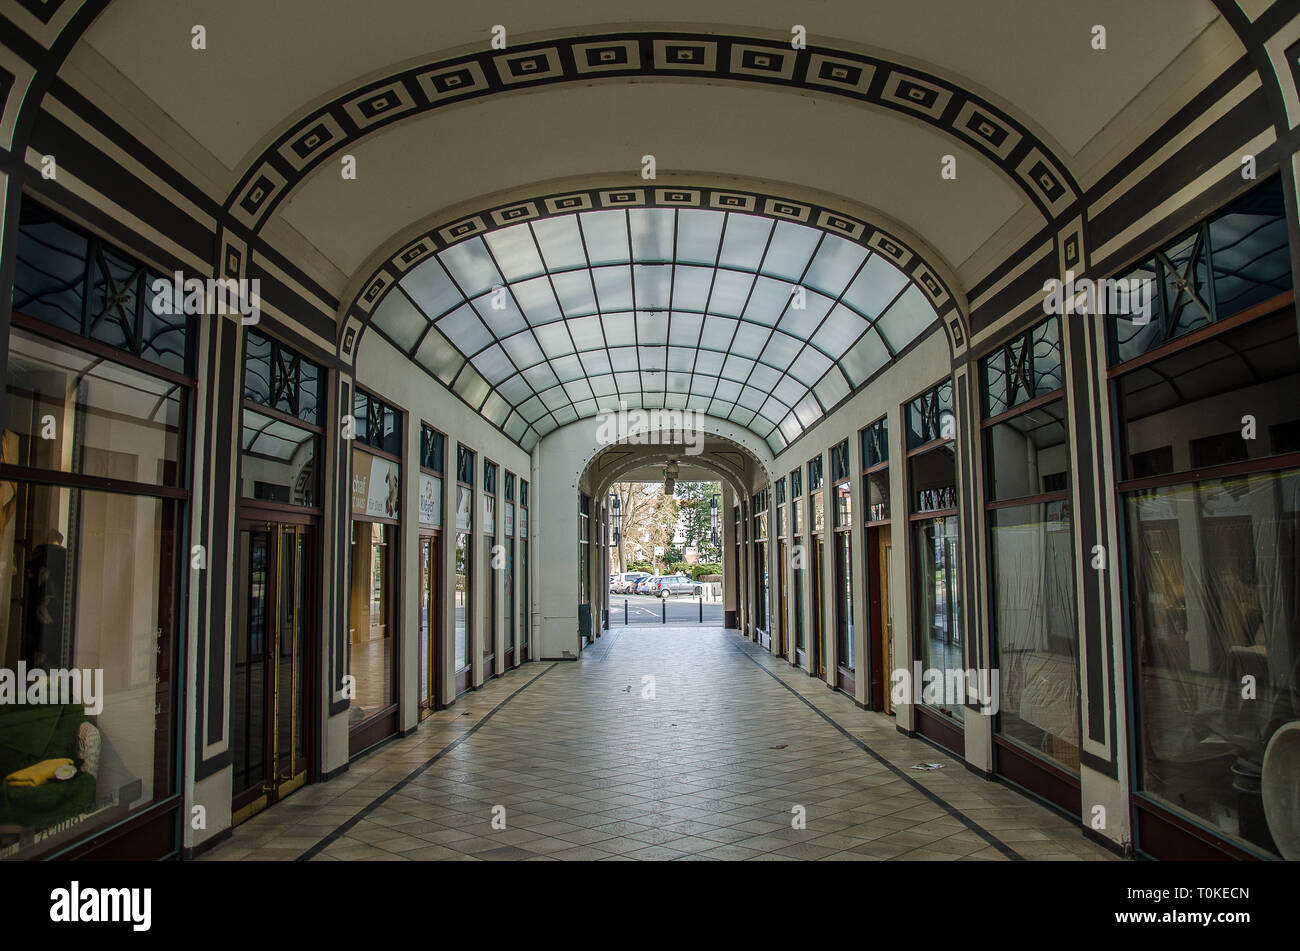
1109 177 1291 366
420 425 446 473
352 389 400 456
0 326 185 858
241 331 322 507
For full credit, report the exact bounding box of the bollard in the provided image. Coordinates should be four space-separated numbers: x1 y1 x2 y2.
624 599 628 625
662 597 666 624
699 594 703 623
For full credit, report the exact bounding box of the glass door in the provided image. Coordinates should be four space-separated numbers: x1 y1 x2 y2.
418 534 441 716
233 521 312 825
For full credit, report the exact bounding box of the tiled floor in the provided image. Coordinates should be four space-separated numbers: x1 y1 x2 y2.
202 626 1120 861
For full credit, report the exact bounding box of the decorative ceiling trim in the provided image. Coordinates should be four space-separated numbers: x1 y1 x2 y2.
223 30 1082 235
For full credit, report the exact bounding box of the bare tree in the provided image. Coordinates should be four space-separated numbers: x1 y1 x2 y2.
609 482 677 572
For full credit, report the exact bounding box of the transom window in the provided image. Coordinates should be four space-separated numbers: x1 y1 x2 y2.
368 208 942 453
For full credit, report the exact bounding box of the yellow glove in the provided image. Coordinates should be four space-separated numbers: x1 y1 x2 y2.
5 757 73 787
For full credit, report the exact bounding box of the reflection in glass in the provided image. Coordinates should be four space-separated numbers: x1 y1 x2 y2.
348 522 393 723
913 516 963 722
1128 470 1300 858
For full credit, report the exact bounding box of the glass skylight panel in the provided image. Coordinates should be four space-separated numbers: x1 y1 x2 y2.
668 312 703 348
739 384 766 410
580 350 612 376
481 391 511 426
531 216 587 271
614 370 640 391
774 374 805 407
496 373 533 406
437 303 494 355
552 403 579 425
690 374 717 396
875 284 937 352
718 213 772 271
551 353 584 383
636 310 668 346
667 345 695 371
802 236 869 298
813 303 868 354
601 311 636 346
759 395 787 424
664 392 688 410
592 265 633 311
790 347 833 385
608 346 639 372
484 224 546 282
550 269 598 317
675 209 724 264
699 315 737 351
671 265 713 311
721 354 754 382
414 325 463 383
471 344 515 384
501 330 545 369
532 417 557 437
742 276 793 326
522 363 559 391
472 289 527 337
730 325 767 359
629 208 675 262
692 349 724 376
633 264 672 310
714 379 743 403
667 371 691 393
454 365 491 409
563 378 594 402
779 414 803 442
504 413 527 441
709 398 735 418
401 257 462 319
565 315 605 351
509 276 562 325
532 321 575 358
588 374 616 396
730 406 757 427
767 430 788 453
579 210 630 265
840 327 890 385
370 287 427 351
760 222 821 282
843 253 909 319
439 238 501 298
760 331 802 370
520 430 539 451
540 385 570 410
748 362 780 390
776 288 833 337
575 397 599 417
793 395 824 427
640 347 666 371
707 269 754 317
813 369 850 409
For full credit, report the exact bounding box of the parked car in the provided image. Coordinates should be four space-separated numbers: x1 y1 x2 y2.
612 571 650 594
652 573 704 598
634 576 659 595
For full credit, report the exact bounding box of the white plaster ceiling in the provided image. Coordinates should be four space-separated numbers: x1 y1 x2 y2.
279 82 1023 276
82 0 1221 172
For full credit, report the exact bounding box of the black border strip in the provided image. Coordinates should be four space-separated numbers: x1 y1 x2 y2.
296 662 556 860
727 636 1025 860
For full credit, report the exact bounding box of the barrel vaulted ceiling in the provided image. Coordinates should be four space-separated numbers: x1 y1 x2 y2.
60 0 1235 452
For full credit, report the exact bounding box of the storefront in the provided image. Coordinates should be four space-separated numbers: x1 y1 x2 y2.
519 480 530 662
417 424 445 716
790 467 806 669
454 445 474 695
1 202 189 859
347 389 402 755
831 439 854 693
979 315 1079 815
752 487 770 649
233 330 323 824
503 472 516 669
1108 177 1298 860
482 460 498 677
860 416 893 713
808 454 826 679
906 379 964 755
